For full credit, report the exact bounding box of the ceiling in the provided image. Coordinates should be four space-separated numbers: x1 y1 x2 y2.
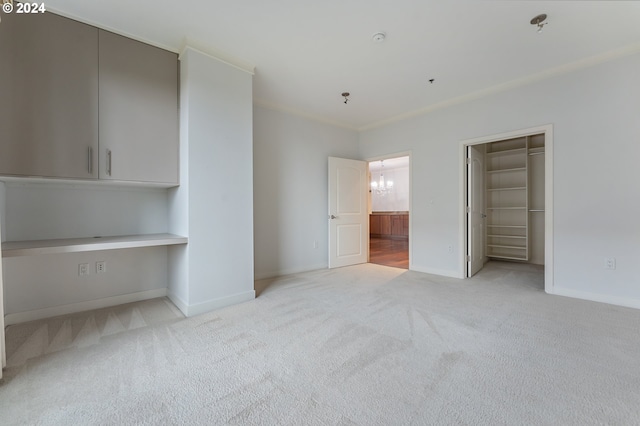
43 1 640 131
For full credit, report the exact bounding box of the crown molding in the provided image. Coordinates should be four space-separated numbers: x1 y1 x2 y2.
253 98 358 131
40 6 256 76
179 43 255 75
42 6 179 54
358 42 640 132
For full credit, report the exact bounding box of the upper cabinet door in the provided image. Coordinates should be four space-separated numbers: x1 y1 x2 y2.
98 30 179 185
0 12 99 179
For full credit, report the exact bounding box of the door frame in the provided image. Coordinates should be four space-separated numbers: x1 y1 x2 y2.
459 125 554 293
467 144 485 277
365 151 412 269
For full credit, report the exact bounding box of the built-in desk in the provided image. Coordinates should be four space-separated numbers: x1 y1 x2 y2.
2 233 187 257
1 233 188 327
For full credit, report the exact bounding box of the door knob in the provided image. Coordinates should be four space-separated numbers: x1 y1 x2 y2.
330 215 337 219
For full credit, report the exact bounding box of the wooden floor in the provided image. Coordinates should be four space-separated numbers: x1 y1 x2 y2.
369 236 409 269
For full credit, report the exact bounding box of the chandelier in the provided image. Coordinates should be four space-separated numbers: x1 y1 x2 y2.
371 160 393 196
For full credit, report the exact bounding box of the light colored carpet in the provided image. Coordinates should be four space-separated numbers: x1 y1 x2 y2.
3 297 184 369
1 261 640 425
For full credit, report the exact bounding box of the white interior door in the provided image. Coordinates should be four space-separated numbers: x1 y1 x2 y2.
328 157 368 268
467 145 485 277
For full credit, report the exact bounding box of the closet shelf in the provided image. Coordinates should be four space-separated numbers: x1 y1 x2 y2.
487 187 526 192
487 244 526 250
486 167 526 174
487 254 527 261
1 233 188 258
529 209 545 212
487 225 526 229
488 235 526 239
486 148 526 157
487 206 527 210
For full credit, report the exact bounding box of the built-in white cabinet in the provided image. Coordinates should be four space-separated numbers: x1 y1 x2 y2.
485 135 544 262
0 12 99 179
0 13 178 186
98 31 178 184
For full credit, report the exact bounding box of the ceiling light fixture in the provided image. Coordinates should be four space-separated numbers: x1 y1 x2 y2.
530 14 547 33
371 160 393 196
341 92 350 104
372 32 386 43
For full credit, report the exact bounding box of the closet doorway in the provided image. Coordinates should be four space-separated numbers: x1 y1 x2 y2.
368 155 410 269
461 125 553 292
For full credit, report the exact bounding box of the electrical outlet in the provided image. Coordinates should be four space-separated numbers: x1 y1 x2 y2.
313 240 319 249
448 245 453 253
78 263 90 276
96 261 106 274
604 257 616 270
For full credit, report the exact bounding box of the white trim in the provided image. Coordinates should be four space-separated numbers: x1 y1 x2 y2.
4 288 168 326
254 264 328 281
550 287 640 311
410 265 463 279
167 291 189 317
544 126 554 294
179 45 255 75
359 42 640 132
43 6 179 54
253 99 357 131
184 290 256 317
459 124 554 292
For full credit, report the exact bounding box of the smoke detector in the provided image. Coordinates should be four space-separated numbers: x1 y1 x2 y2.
372 32 386 43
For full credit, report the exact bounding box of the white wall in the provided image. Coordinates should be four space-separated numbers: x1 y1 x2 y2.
169 47 255 315
3 182 168 241
359 52 640 306
370 164 409 212
253 105 359 279
3 246 168 316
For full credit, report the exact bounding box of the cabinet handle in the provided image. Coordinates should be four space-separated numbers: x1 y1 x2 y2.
87 146 93 174
106 149 112 176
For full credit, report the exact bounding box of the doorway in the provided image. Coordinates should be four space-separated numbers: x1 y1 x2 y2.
368 155 410 269
460 125 553 292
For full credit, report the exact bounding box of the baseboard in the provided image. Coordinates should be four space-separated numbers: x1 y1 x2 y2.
254 264 327 281
4 288 168 326
410 264 464 279
549 287 640 310
179 290 256 317
167 292 189 317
